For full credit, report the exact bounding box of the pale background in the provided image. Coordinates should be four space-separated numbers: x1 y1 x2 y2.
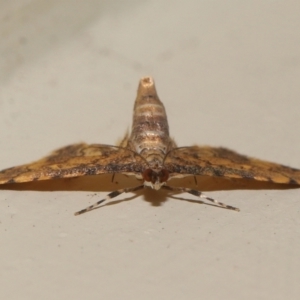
1 1 300 299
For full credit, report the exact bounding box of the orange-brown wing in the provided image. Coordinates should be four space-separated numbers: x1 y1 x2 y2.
0 143 147 184
164 146 300 185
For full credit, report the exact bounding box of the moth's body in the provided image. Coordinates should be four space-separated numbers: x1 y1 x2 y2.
0 77 300 215
126 77 176 189
131 78 173 161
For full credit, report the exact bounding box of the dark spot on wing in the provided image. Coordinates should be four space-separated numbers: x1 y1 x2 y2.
288 178 298 185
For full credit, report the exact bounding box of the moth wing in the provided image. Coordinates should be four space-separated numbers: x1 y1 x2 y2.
0 143 146 184
164 146 300 185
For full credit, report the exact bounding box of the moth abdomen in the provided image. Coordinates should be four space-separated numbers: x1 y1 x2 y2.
130 77 174 164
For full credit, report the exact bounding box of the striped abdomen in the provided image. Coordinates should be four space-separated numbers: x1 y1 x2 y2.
129 77 175 170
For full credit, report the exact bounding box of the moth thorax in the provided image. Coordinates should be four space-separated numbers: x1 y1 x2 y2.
139 149 165 164
128 104 171 152
142 168 169 190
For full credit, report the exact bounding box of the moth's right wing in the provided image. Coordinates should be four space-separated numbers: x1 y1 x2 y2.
0 143 147 184
164 146 300 185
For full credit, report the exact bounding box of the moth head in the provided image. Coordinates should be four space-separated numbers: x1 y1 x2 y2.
142 168 169 190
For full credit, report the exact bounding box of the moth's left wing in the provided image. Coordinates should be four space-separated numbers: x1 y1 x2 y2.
0 143 146 184
164 146 300 185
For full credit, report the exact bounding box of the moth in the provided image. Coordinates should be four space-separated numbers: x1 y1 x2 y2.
0 77 300 215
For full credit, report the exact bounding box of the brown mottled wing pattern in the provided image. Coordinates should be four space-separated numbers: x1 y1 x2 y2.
164 146 300 185
0 143 147 184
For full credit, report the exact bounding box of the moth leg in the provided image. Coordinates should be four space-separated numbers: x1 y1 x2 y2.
111 173 116 183
74 185 144 216
193 176 198 185
163 186 240 212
